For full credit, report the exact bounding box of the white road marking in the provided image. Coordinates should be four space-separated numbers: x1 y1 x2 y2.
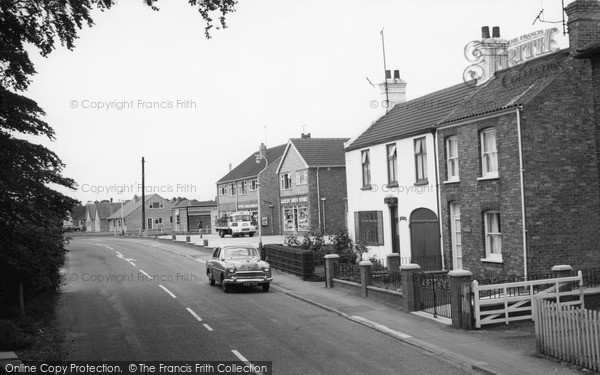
231 350 262 375
203 324 213 331
186 308 203 322
139 270 152 279
116 251 123 258
158 284 177 298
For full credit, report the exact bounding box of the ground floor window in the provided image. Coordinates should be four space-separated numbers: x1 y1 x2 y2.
283 206 309 232
354 211 384 246
147 218 153 229
484 211 502 261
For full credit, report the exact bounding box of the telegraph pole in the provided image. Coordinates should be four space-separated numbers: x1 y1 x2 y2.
381 28 389 109
141 157 145 234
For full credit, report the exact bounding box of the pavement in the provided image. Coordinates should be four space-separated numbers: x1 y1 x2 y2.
2 235 588 375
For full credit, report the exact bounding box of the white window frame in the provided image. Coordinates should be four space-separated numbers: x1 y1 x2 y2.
280 173 292 190
239 181 248 195
154 217 163 225
414 137 428 183
249 179 258 191
483 211 502 262
361 150 371 188
296 170 308 185
450 203 462 270
446 136 459 181
386 143 397 185
219 184 227 195
480 128 498 178
147 218 153 230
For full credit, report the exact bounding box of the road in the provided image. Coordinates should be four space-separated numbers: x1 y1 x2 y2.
56 237 474 374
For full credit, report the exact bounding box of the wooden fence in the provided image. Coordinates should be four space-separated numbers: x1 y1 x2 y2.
472 272 583 328
535 299 600 371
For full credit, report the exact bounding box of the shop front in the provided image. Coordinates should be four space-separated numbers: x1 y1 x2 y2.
281 196 310 233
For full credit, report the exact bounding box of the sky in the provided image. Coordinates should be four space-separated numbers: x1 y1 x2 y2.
24 0 571 204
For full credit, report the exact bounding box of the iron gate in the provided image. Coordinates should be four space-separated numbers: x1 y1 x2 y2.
414 271 451 318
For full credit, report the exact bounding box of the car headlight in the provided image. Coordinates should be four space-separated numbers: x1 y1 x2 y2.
228 268 235 273
264 267 270 272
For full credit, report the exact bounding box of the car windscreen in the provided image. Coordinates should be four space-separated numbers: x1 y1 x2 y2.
223 247 259 259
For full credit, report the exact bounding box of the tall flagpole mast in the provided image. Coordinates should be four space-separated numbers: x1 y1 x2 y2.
381 28 389 110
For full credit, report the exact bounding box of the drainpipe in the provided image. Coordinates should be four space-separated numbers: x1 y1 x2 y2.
516 107 528 279
432 129 445 270
316 167 322 230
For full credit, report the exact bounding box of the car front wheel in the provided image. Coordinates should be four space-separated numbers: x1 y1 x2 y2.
221 276 230 293
208 271 215 286
262 283 270 292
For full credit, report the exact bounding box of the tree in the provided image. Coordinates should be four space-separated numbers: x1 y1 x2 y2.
0 0 237 311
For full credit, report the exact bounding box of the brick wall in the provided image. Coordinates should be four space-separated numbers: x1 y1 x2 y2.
521 58 600 274
314 166 348 235
259 161 281 235
438 113 524 279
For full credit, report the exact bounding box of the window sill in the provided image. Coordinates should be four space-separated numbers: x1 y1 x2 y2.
477 174 499 181
443 179 460 184
387 182 399 188
361 185 372 191
414 180 429 186
481 256 503 264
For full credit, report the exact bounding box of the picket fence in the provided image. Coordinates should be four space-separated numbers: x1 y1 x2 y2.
535 299 600 372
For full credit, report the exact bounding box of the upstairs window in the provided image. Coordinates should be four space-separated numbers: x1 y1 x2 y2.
361 150 371 188
239 181 248 195
414 137 428 183
219 185 227 195
446 136 459 181
280 173 292 190
481 128 498 178
149 202 164 209
386 143 397 185
249 180 258 191
296 170 308 185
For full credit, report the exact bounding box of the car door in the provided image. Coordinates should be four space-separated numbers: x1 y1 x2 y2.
208 247 223 277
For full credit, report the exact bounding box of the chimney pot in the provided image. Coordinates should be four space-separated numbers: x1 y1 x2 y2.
481 26 490 39
492 26 500 38
393 70 400 79
385 70 391 79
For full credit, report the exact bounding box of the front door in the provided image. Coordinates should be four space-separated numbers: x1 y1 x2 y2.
390 205 400 253
409 208 441 270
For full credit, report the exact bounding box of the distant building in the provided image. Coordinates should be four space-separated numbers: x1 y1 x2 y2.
85 202 120 232
172 199 217 234
108 194 173 234
216 143 287 236
276 135 349 235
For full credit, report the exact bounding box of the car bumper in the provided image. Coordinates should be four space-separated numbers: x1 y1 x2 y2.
223 277 272 285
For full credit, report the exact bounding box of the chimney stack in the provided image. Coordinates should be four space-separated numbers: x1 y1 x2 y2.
301 133 311 139
481 26 490 39
476 25 508 85
378 68 407 113
565 0 600 53
258 143 267 158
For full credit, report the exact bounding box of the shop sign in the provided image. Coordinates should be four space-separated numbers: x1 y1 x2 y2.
281 196 308 205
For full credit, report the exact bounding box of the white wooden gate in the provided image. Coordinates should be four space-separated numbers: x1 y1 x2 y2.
472 271 583 328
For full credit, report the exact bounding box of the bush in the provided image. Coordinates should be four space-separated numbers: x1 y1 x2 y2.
283 232 301 247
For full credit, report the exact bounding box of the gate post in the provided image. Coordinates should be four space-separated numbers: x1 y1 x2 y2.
401 264 421 312
449 270 473 329
324 254 340 288
171 234 176 240
387 253 400 275
359 261 372 297
551 264 573 297
186 235 191 243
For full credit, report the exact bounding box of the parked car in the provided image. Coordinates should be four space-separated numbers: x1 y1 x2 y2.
206 245 272 293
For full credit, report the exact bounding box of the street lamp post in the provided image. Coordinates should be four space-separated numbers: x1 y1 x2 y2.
255 144 268 259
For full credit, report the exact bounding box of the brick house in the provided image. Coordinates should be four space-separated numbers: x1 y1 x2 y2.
216 144 286 236
276 135 349 235
436 0 600 278
345 73 476 268
108 194 173 234
172 199 217 234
